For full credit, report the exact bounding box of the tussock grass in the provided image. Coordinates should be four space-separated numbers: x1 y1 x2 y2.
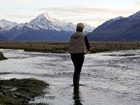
0 78 49 105
0 41 140 53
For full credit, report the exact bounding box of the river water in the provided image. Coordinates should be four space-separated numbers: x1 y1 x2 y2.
0 49 140 105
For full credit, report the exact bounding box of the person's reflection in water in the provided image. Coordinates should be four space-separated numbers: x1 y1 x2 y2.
73 85 83 105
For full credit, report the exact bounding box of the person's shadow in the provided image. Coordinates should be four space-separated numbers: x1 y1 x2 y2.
73 85 83 105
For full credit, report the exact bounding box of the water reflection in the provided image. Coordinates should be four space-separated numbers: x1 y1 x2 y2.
73 85 83 105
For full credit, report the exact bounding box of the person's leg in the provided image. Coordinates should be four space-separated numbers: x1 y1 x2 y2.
71 54 84 86
74 54 84 85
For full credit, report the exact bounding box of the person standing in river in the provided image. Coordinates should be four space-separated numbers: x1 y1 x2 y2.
69 23 90 90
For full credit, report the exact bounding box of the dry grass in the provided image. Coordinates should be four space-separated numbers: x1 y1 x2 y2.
0 41 140 53
90 41 140 53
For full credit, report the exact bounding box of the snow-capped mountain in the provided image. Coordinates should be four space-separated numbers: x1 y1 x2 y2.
29 13 95 32
0 13 94 33
0 19 18 31
83 23 95 33
30 13 76 32
0 12 94 41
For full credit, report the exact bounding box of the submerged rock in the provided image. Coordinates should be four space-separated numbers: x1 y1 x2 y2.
0 78 49 105
0 51 7 60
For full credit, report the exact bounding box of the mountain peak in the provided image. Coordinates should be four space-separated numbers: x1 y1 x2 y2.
42 13 55 22
0 19 8 22
0 19 18 24
36 12 55 22
0 19 18 31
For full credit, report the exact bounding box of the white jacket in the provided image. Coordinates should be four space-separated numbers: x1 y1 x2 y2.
69 32 88 53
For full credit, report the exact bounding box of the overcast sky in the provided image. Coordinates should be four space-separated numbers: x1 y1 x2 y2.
0 0 140 26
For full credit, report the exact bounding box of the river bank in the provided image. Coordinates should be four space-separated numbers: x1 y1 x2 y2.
0 41 140 53
0 78 49 105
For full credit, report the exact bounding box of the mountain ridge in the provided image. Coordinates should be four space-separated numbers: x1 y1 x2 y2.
0 13 94 42
87 11 140 41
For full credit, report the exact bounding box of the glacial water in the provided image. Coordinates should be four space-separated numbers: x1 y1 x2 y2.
0 49 140 105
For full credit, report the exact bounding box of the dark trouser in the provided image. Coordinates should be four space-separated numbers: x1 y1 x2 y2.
71 53 84 87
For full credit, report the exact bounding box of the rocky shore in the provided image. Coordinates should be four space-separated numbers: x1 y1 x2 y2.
0 78 49 105
0 51 7 60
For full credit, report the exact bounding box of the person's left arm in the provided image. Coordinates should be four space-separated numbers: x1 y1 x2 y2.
84 36 90 51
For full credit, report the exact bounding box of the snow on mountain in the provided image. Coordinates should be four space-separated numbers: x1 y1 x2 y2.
30 13 76 32
84 23 95 33
0 26 2 31
0 13 94 33
0 19 18 31
14 22 41 31
30 13 94 32
0 12 95 41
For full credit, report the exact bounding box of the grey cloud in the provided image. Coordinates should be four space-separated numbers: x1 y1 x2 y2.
39 7 135 15
83 17 111 22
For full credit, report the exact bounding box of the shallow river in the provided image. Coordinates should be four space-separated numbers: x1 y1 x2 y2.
0 49 140 105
